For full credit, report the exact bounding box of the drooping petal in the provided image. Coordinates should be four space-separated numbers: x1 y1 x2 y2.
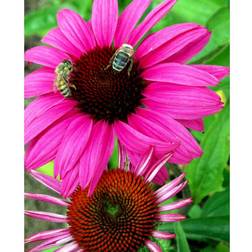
129 109 202 164
25 46 70 68
25 113 78 170
25 193 68 207
25 210 67 223
152 165 169 185
142 63 219 86
28 233 72 252
157 181 188 203
55 242 79 252
114 120 179 156
92 0 118 47
135 147 154 176
25 98 77 144
192 64 230 81
42 28 82 58
128 0 176 46
24 68 54 98
159 213 186 222
25 228 69 244
54 115 93 178
79 121 114 195
29 170 61 194
57 9 96 53
159 198 192 212
145 152 173 182
156 173 185 197
137 23 210 68
143 83 223 120
118 140 128 170
177 119 204 132
152 230 176 240
114 0 151 48
145 240 162 252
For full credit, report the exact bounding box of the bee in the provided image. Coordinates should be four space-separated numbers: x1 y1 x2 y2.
105 44 135 76
54 60 76 97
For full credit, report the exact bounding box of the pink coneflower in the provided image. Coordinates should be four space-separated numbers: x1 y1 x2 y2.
25 0 229 196
25 149 192 252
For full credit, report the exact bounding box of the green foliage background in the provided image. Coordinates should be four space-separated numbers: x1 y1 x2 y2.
25 0 230 251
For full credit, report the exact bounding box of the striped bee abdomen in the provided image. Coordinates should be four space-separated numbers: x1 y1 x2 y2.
112 51 130 72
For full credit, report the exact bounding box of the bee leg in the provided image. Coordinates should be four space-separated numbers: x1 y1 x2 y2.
70 84 77 90
104 55 114 71
127 59 134 76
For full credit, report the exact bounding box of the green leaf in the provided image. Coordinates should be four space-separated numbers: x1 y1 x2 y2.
37 161 54 176
109 140 119 169
175 222 191 252
201 189 229 217
159 216 229 242
169 0 224 25
188 204 202 219
186 103 230 203
25 6 58 37
207 7 230 46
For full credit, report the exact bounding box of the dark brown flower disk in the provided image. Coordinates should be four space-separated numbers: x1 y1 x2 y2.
69 47 146 123
67 170 159 252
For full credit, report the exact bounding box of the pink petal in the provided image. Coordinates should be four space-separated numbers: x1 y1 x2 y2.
114 120 179 156
137 23 210 68
25 210 67 223
29 170 61 194
25 114 77 170
145 152 173 182
42 28 82 58
92 0 118 47
25 46 70 68
25 98 77 144
135 147 154 176
156 173 185 197
55 242 79 252
177 119 204 132
61 165 80 198
129 109 202 164
165 31 211 63
28 233 72 252
25 193 68 207
192 64 230 81
157 181 188 203
25 228 69 244
79 121 114 195
143 83 223 120
152 230 176 240
159 198 193 212
145 240 162 252
152 165 169 185
142 63 219 86
25 93 64 128
57 9 96 53
128 0 176 46
54 115 93 178
159 213 186 222
118 140 128 170
24 67 54 98
114 0 151 48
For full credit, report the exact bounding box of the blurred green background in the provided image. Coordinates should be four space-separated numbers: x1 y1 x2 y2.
25 0 230 251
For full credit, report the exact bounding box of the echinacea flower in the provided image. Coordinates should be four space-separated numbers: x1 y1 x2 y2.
25 0 229 196
25 148 192 252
